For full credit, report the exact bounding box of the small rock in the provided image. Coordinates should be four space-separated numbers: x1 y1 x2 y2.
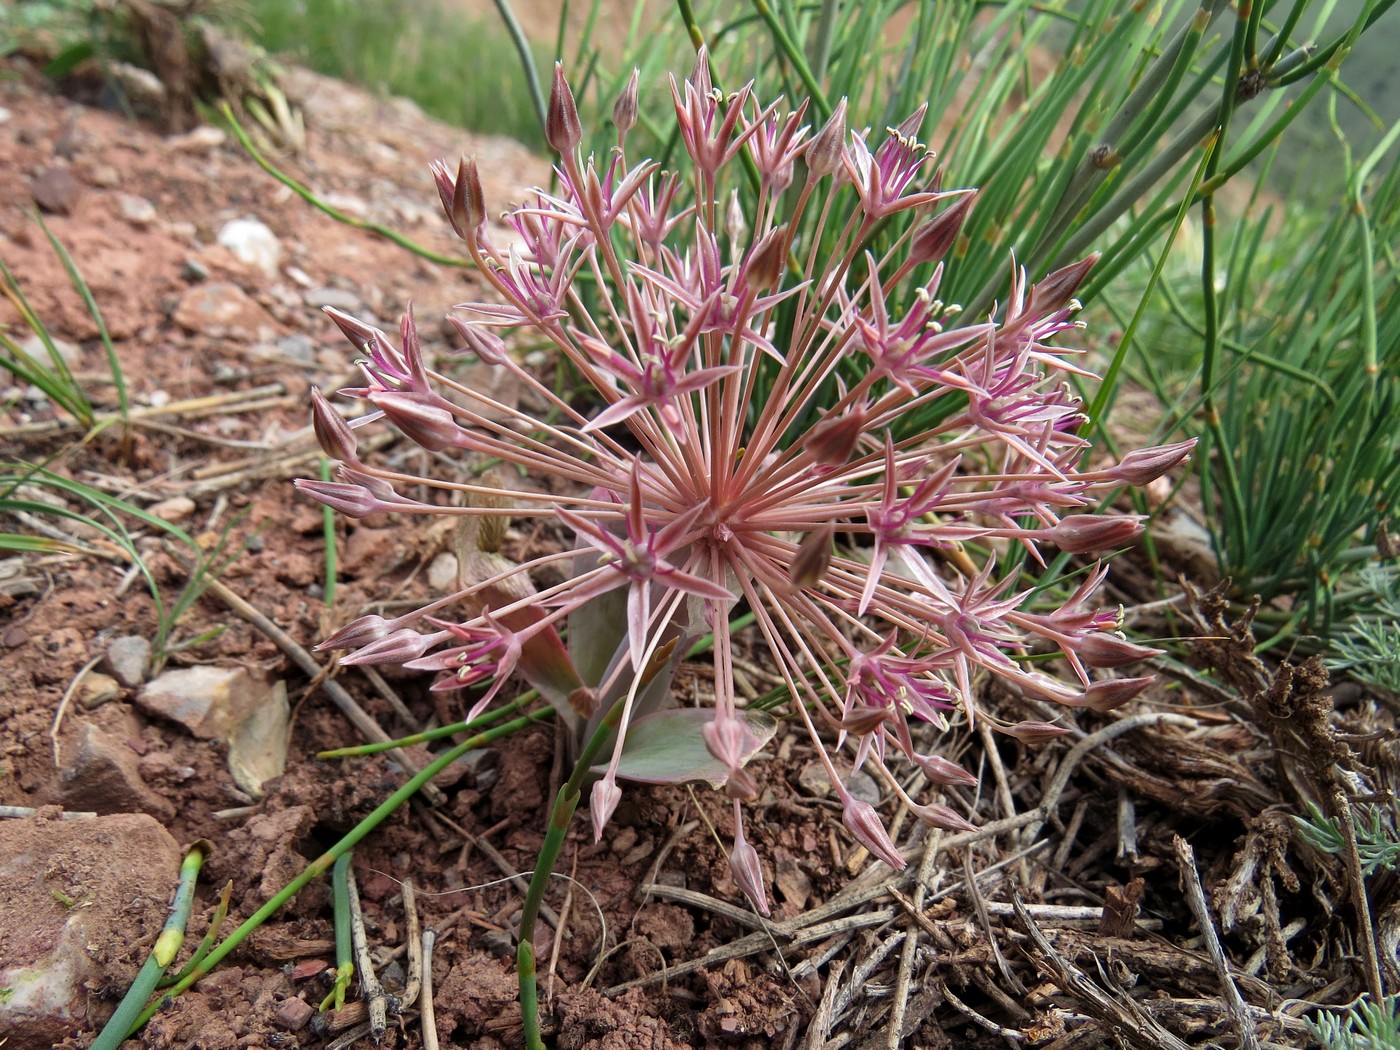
0 813 181 1050
181 258 210 282
117 193 157 227
0 106 11 124
320 192 369 219
48 723 174 821
30 168 82 215
166 125 226 152
796 760 881 806
273 996 315 1031
76 673 120 710
427 551 459 591
16 335 81 369
306 286 360 311
216 217 281 277
172 282 275 337
774 849 812 909
274 332 316 362
227 681 290 799
148 496 195 523
138 665 273 740
104 635 152 688
88 164 121 188
284 265 314 288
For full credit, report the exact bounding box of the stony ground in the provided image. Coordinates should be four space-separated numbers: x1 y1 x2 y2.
0 49 1391 1050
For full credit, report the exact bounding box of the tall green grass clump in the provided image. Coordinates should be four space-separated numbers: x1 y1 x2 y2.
247 0 548 148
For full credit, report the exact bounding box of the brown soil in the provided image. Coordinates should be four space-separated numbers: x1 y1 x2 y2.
0 46 1392 1050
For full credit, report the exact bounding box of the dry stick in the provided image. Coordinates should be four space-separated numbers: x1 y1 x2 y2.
345 864 389 1039
1013 896 1194 1050
1023 713 1199 848
51 653 104 766
421 929 440 1050
185 567 447 806
400 877 423 1011
0 384 288 438
1330 782 1386 1003
940 981 1027 1041
1173 836 1261 1050
801 956 845 1050
888 829 942 1050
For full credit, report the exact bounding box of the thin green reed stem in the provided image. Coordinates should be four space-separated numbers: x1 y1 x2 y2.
92 845 205 1050
811 0 839 86
675 0 706 52
748 0 832 120
492 0 548 138
519 699 626 1050
129 706 553 1035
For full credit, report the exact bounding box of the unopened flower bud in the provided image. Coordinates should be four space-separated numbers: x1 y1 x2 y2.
340 628 434 666
430 157 486 241
909 191 975 265
1029 254 1098 317
703 714 760 770
447 314 510 365
805 98 848 178
370 390 462 452
723 764 760 800
746 224 786 291
911 802 979 833
613 68 640 138
1076 632 1163 668
911 752 978 787
316 614 396 651
839 703 892 735
547 62 582 155
729 806 770 915
993 720 1073 744
294 478 386 519
804 404 866 466
1043 514 1144 553
590 776 623 841
840 793 906 869
789 524 834 588
310 387 359 462
689 45 713 97
1072 676 1154 713
1105 440 1197 485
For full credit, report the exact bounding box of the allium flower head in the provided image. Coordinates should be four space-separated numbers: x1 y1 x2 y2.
298 57 1192 911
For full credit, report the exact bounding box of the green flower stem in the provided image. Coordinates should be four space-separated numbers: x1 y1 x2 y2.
160 879 232 988
747 0 831 121
319 853 355 1012
92 844 206 1050
317 693 538 758
219 104 469 268
519 699 626 1050
128 706 552 1036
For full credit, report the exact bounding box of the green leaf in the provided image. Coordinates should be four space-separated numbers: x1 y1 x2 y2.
600 707 778 787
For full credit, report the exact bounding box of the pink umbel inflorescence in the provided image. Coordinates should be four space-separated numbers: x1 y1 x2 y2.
297 53 1193 903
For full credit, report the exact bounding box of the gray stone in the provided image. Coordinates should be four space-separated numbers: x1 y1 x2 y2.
216 217 281 277
227 681 290 799
0 813 181 1050
104 635 152 688
137 665 273 740
15 335 80 369
307 286 360 311
274 332 317 362
117 193 157 227
427 551 459 591
48 723 173 821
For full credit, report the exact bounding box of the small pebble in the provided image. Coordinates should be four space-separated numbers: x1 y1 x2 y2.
307 286 360 311
273 997 315 1031
89 163 121 187
117 193 157 227
427 551 459 591
78 672 121 710
31 167 82 214
181 258 210 282
148 496 195 523
105 635 152 688
217 217 282 277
